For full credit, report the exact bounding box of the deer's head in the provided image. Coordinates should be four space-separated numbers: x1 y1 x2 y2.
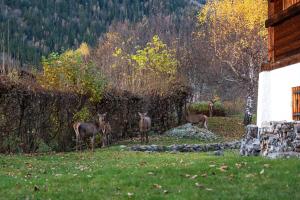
98 113 107 125
138 112 148 120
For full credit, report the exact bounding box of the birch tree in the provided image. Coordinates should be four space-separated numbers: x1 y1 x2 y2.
198 0 268 125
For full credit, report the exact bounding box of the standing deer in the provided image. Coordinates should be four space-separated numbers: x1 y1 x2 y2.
138 112 151 144
73 113 111 151
98 113 112 147
186 110 208 129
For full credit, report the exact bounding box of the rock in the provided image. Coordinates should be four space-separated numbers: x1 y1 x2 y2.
240 138 261 156
165 123 218 141
246 125 258 139
266 152 300 159
213 150 224 156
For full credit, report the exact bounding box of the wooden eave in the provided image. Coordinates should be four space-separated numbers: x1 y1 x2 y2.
261 52 300 71
266 2 300 28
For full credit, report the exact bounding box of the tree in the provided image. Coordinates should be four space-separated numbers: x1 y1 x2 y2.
112 35 179 93
39 43 106 102
198 0 268 125
129 35 178 92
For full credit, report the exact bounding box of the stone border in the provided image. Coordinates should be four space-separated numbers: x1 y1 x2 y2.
129 141 241 153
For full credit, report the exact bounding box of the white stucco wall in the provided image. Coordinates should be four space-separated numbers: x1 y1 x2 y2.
257 62 300 127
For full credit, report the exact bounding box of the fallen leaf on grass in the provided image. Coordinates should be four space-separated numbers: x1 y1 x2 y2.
195 182 205 188
183 174 190 178
219 165 229 172
209 165 216 168
127 192 134 197
205 188 213 191
55 174 62 177
245 173 256 178
201 173 207 177
235 163 242 169
191 175 198 179
260 169 265 175
163 190 168 194
153 184 162 189
227 174 234 181
148 172 154 175
34 185 39 192
263 164 270 168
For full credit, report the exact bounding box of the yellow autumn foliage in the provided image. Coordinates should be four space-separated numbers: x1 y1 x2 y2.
197 0 268 78
38 43 106 102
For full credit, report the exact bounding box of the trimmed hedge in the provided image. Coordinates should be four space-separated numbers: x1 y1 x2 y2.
0 77 191 153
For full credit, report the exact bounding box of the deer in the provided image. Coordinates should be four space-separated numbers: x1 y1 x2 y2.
73 113 111 151
98 113 112 147
186 110 208 129
138 112 151 144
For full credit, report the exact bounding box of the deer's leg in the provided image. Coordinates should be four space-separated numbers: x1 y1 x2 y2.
142 132 145 144
76 135 78 152
91 136 95 152
102 134 106 148
204 120 208 129
106 134 109 146
146 132 149 144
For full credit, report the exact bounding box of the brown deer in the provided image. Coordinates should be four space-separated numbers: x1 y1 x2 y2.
98 113 112 147
138 112 151 144
186 110 208 129
73 113 111 151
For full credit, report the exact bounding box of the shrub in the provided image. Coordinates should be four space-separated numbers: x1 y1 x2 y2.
189 101 226 116
73 106 92 122
188 101 210 115
36 139 52 153
213 101 226 116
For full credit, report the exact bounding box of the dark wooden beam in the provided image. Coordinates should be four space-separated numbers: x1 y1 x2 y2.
261 52 300 72
266 2 300 28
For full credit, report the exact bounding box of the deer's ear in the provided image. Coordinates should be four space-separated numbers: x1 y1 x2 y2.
138 112 142 117
144 112 148 116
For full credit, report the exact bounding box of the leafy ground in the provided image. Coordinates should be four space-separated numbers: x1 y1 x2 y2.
1 148 300 200
208 116 245 140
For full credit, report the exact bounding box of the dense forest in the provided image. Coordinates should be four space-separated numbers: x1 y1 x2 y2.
0 0 205 67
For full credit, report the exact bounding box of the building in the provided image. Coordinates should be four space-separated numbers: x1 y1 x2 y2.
257 0 300 127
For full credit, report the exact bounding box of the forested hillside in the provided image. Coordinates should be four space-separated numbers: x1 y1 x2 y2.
0 0 205 66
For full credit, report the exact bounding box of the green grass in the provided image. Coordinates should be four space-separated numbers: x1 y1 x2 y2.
1 148 300 200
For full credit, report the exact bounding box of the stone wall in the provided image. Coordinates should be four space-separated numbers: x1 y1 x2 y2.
240 122 300 158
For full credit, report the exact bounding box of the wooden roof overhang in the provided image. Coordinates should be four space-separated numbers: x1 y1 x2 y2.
261 0 300 72
266 1 300 28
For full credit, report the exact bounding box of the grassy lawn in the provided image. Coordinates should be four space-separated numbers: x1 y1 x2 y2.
1 148 300 200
